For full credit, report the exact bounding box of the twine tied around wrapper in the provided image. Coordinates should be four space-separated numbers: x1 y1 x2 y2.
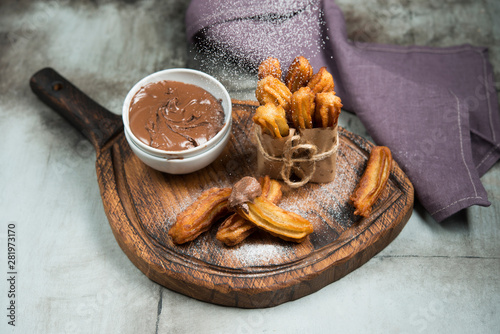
254 127 339 188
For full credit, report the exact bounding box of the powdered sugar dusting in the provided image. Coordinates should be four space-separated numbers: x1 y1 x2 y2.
226 238 294 267
189 0 325 98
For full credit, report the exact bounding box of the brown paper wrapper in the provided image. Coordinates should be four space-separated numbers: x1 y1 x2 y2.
254 125 338 187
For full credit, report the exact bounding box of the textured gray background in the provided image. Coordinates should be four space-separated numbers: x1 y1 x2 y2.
1 0 499 333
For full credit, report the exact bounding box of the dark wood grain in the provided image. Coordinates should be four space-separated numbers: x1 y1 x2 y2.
30 68 123 150
31 68 414 308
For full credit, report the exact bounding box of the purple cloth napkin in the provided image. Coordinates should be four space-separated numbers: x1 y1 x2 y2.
186 0 500 222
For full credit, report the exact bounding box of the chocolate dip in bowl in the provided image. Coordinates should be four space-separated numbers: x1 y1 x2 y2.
122 69 232 174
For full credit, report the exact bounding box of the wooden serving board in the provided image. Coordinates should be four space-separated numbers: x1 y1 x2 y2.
30 68 414 308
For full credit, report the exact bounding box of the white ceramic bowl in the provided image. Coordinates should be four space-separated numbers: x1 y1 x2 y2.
122 68 232 174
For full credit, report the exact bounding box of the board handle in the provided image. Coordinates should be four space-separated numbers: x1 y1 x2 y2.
30 67 123 150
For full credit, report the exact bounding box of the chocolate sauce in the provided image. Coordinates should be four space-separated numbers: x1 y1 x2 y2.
228 176 262 213
129 80 225 151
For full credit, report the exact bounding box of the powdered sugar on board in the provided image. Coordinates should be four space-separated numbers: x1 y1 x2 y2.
154 130 400 269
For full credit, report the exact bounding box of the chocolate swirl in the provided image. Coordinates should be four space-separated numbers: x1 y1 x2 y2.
129 80 225 151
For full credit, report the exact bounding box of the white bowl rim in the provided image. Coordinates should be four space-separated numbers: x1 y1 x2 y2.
122 68 232 157
124 121 231 163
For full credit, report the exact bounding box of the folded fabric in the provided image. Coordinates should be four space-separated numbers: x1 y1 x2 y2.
186 0 500 222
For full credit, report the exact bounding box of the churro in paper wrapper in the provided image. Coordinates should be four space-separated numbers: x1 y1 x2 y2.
254 125 339 188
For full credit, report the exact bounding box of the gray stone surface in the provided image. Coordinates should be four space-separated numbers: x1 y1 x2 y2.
0 0 499 333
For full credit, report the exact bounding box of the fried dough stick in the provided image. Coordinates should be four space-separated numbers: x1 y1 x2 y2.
239 197 313 242
290 86 315 129
285 56 313 93
169 188 232 244
253 103 290 138
258 57 282 80
307 67 334 94
350 146 393 217
255 75 292 111
314 91 342 128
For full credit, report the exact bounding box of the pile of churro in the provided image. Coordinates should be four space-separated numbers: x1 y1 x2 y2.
253 56 343 137
168 176 313 246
